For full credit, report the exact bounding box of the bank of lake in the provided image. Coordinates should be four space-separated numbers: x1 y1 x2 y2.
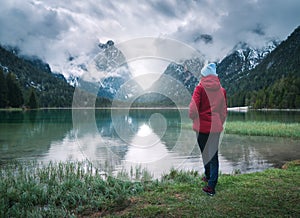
1 108 300 217
1 160 299 217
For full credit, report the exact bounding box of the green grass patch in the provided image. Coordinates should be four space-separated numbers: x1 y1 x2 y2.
0 108 24 111
225 121 300 138
0 161 148 217
182 121 300 139
1 160 300 217
107 162 300 217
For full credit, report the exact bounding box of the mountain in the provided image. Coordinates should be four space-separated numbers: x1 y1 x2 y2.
126 57 205 107
182 57 206 79
145 25 299 109
1 26 299 109
147 60 202 106
161 60 201 94
0 45 75 107
217 40 279 96
242 27 300 90
72 40 135 100
23 56 52 74
95 40 133 99
219 26 300 108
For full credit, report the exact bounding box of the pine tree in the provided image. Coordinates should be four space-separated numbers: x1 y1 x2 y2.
28 88 38 109
6 72 24 108
0 69 8 108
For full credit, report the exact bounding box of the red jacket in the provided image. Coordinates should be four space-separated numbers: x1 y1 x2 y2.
189 75 227 133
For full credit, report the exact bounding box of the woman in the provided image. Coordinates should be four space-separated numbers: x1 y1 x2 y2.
189 63 227 196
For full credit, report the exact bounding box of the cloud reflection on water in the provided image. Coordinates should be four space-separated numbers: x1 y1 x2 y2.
1 109 300 180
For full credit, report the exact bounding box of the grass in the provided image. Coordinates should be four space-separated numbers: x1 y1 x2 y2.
0 161 149 217
182 121 300 139
1 160 300 217
225 121 300 139
106 161 300 217
0 108 24 111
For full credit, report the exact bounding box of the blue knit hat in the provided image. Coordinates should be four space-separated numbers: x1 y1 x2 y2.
200 63 217 77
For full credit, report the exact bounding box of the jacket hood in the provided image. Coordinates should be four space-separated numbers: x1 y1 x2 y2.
200 63 218 77
200 75 221 91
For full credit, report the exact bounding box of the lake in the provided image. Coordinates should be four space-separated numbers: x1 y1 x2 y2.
0 109 299 179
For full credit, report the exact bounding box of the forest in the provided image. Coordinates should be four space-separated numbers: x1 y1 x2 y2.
228 75 300 109
0 69 36 109
0 67 75 109
0 45 75 108
224 26 300 109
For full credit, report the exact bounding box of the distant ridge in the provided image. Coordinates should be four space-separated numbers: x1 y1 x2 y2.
219 26 300 108
0 45 74 107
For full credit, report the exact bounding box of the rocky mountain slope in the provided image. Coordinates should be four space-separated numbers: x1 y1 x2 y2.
0 46 74 107
217 40 279 96
221 26 300 108
1 25 299 109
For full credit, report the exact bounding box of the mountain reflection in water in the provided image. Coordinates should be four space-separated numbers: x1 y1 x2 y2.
1 109 300 179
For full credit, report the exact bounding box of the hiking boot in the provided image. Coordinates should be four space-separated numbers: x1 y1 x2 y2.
201 177 208 183
202 186 215 196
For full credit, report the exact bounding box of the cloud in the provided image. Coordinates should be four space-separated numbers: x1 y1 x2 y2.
252 23 265 36
194 34 213 44
172 0 300 60
0 0 299 76
149 0 178 18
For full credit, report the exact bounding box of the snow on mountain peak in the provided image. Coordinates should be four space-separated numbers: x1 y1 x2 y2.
229 40 280 71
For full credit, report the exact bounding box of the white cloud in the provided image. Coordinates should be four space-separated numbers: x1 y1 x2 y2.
0 0 299 77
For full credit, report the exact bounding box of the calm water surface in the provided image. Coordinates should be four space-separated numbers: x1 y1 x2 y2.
0 109 299 178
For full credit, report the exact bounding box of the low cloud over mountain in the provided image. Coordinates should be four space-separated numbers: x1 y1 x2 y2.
0 0 299 78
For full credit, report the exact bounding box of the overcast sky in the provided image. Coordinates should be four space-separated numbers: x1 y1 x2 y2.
0 0 299 76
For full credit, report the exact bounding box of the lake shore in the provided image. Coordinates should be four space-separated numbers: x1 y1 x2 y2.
106 160 300 217
1 108 299 216
1 160 299 217
1 106 300 111
182 121 300 139
224 121 300 139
